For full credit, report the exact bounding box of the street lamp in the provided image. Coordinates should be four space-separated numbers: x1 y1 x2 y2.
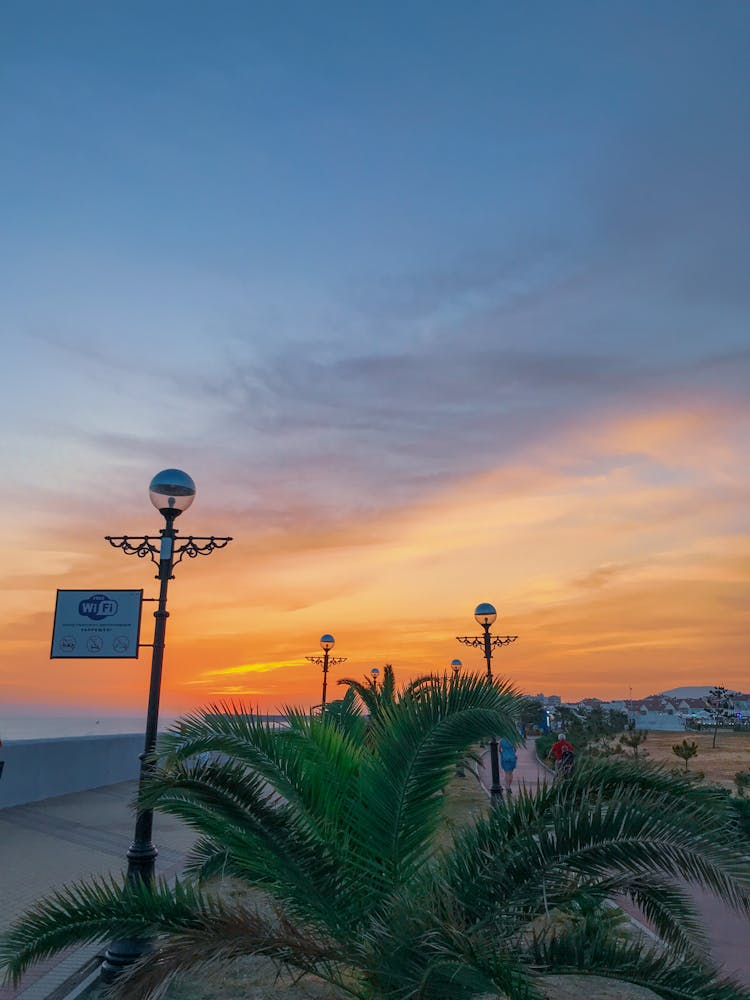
101 470 231 978
450 658 465 775
456 602 518 802
370 666 380 688
305 633 347 711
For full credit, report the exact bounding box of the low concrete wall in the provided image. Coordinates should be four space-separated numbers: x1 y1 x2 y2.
0 734 144 809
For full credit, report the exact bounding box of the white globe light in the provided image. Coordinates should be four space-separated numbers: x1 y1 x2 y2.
149 469 196 516
320 634 335 651
474 602 497 626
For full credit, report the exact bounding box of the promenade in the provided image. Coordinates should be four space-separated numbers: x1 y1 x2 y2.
2 742 748 998
0 781 194 1000
478 738 750 987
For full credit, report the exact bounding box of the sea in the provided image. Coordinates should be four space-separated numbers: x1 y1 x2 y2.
0 715 178 741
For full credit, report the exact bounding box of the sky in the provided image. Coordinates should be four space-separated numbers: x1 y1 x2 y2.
1 1 748 715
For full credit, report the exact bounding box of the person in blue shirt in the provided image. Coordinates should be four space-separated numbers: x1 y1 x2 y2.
499 737 518 794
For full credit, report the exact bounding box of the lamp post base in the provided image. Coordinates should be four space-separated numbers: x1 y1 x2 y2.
488 737 503 804
101 938 153 981
100 836 158 980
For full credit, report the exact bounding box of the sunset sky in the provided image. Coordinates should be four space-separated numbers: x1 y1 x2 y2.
1 2 748 715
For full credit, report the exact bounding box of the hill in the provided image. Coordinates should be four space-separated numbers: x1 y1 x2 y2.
657 686 713 699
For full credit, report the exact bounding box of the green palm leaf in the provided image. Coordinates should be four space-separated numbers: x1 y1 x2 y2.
1 875 344 998
3 684 750 1000
529 922 750 1000
354 674 521 882
439 773 750 945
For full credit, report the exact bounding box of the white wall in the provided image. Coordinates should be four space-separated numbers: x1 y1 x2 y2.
0 734 144 808
634 711 686 732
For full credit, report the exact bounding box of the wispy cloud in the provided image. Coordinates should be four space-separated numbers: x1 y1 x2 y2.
200 658 308 679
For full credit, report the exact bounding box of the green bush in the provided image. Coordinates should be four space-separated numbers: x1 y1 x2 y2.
536 732 555 763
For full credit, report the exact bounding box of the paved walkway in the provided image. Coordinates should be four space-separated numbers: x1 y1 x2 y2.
478 738 750 987
0 782 194 1000
3 745 749 997
476 735 549 795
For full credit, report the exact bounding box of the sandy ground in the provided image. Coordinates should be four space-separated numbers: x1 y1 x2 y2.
638 729 750 789
161 962 663 999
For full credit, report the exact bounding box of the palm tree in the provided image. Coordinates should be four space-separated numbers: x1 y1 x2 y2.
336 662 399 719
2 674 750 999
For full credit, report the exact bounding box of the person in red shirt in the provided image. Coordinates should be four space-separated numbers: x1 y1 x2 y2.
549 732 574 776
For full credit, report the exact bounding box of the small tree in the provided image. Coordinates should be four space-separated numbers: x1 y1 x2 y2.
518 697 545 728
706 685 736 748
587 735 624 758
672 738 699 771
619 728 649 759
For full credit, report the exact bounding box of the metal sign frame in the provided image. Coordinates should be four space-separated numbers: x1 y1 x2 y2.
51 589 144 659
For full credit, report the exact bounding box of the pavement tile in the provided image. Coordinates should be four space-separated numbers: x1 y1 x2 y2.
0 781 194 1000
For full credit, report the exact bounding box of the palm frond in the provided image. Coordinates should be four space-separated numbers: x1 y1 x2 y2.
140 758 336 891
355 673 522 882
1 877 212 986
153 702 313 807
567 755 738 821
109 907 347 1000
362 894 540 1000
323 688 367 743
336 676 380 716
439 776 750 936
529 922 750 1000
380 664 396 705
570 874 708 958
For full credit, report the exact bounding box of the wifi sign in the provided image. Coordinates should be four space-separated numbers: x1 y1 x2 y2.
78 593 119 621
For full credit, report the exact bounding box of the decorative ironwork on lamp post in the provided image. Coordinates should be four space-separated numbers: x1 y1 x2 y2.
305 633 347 711
456 602 518 802
101 469 231 978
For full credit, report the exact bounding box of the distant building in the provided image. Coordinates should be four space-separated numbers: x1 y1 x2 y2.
532 693 562 707
607 700 627 712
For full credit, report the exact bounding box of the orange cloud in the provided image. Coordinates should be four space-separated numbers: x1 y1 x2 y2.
1 397 748 713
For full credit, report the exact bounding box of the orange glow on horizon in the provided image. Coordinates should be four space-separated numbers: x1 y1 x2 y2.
2 398 748 714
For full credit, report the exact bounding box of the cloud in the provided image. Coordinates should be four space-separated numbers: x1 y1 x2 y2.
200 658 308 679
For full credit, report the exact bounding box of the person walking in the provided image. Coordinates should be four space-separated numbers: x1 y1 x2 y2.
549 732 575 777
499 737 518 794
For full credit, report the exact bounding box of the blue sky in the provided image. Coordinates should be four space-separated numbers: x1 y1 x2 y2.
1 2 748 708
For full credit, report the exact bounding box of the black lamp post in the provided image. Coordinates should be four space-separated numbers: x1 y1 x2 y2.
305 633 347 711
450 659 464 775
456 602 517 802
370 666 380 689
101 470 231 978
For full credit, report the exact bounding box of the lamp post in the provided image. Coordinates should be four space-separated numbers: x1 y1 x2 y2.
305 634 347 711
370 666 380 688
450 658 464 775
101 470 231 978
456 602 517 802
